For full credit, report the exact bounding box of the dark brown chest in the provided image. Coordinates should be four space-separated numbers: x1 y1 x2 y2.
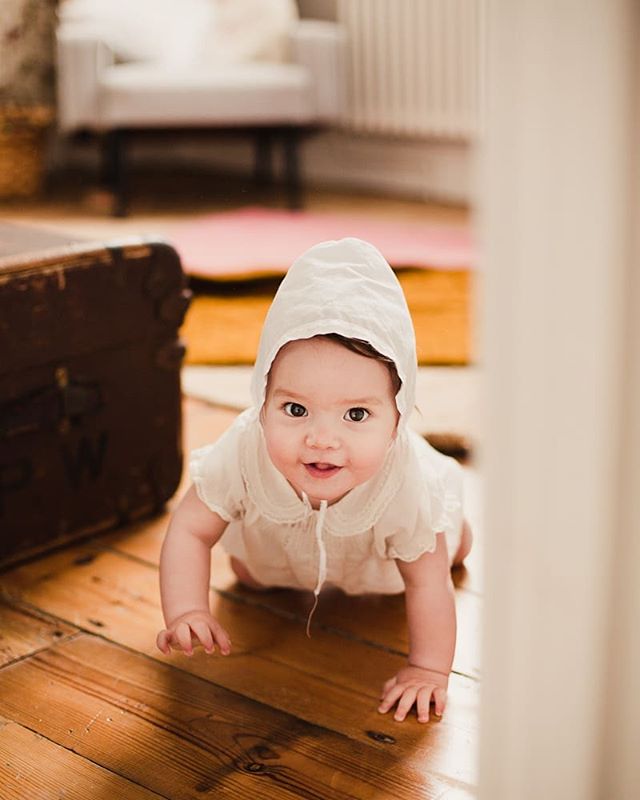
0 224 191 566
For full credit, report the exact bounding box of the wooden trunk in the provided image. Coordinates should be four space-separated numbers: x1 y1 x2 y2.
0 224 191 567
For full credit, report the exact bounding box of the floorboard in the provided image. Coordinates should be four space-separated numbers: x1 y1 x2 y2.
0 718 164 800
0 602 78 668
1 544 478 787
0 636 473 799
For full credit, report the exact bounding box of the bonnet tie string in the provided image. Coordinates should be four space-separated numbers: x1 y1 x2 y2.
303 496 328 637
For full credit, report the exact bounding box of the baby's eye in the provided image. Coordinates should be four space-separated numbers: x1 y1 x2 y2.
344 407 369 422
283 402 307 418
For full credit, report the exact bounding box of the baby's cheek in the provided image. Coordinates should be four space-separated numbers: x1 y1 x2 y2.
265 438 284 467
352 440 391 477
265 430 296 471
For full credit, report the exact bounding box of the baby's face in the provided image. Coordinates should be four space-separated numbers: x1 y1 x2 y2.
261 337 399 509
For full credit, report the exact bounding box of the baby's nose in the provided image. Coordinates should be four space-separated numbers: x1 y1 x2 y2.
305 424 339 449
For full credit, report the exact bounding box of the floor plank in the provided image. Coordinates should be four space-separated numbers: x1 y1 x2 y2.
1 545 478 787
0 635 473 800
0 717 164 799
221 581 482 681
0 601 77 668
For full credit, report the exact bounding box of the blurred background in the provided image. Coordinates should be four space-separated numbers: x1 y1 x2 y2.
0 0 480 212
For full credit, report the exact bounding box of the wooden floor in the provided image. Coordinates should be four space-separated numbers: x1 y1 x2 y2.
1 173 478 799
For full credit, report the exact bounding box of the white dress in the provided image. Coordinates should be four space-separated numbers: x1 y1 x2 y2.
192 237 466 597
191 409 464 596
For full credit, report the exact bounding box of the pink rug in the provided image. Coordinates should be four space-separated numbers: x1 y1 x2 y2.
168 207 474 280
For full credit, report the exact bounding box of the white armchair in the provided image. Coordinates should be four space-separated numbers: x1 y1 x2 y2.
56 10 346 215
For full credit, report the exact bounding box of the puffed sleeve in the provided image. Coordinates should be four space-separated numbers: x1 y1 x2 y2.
373 430 463 562
189 410 251 522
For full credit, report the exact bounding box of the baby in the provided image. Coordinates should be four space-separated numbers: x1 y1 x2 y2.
157 238 471 722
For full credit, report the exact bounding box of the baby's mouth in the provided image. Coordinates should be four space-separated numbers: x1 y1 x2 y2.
304 462 342 479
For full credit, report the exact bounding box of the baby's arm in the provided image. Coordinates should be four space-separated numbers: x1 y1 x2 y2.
156 484 231 657
378 532 456 722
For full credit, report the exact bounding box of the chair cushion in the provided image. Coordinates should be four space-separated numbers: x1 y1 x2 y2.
60 0 213 66
200 0 298 65
60 0 298 67
98 62 315 126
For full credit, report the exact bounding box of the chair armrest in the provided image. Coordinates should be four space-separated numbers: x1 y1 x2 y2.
56 28 115 132
289 19 347 123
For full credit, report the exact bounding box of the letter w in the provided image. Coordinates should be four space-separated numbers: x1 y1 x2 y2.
62 432 108 487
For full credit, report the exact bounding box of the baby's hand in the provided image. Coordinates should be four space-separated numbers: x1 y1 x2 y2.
378 665 449 722
156 610 231 657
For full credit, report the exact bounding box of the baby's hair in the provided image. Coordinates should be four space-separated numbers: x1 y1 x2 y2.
320 333 402 396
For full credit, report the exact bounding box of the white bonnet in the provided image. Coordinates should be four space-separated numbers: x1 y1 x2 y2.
250 237 417 428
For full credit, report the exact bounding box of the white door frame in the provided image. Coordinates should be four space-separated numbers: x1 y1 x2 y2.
477 1 639 797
